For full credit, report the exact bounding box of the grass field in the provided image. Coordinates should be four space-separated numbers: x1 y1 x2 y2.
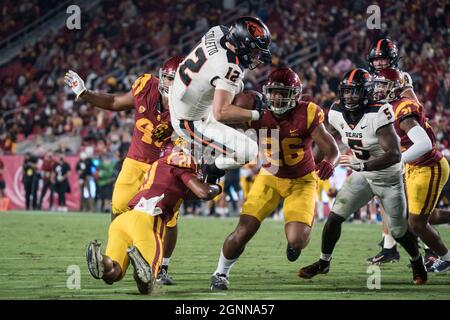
0 210 449 300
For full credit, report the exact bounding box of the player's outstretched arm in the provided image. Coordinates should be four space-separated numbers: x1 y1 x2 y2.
212 89 261 123
366 123 402 171
64 70 134 111
186 178 222 201
311 123 340 180
398 116 432 163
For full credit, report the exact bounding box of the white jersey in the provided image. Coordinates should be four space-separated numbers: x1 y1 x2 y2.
170 26 245 121
328 101 402 184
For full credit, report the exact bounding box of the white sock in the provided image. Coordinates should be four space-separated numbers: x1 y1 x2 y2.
214 250 238 277
320 253 332 262
440 251 450 262
162 257 171 266
384 233 396 249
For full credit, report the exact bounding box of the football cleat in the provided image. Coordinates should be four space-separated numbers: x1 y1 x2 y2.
366 246 400 265
210 273 229 290
286 245 301 262
86 240 104 279
156 268 175 285
298 259 330 279
127 246 154 294
424 248 439 270
410 257 427 285
428 259 450 273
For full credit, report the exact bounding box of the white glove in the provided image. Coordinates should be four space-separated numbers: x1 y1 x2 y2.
339 154 366 171
64 70 86 99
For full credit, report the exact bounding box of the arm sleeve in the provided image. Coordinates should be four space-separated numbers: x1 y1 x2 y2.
401 125 432 163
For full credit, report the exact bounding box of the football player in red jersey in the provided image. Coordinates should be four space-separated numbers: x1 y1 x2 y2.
65 56 184 284
210 68 339 290
372 68 450 273
85 140 222 294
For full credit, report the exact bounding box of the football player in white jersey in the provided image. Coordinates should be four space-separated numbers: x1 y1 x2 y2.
298 68 427 285
366 38 438 265
169 16 271 183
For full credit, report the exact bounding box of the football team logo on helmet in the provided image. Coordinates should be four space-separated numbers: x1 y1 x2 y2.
245 21 265 38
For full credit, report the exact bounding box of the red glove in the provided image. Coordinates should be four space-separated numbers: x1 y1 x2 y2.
316 160 335 180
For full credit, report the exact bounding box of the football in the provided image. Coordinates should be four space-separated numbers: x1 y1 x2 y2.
232 90 262 110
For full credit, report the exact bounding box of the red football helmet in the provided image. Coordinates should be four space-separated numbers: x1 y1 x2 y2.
371 67 403 102
262 68 302 115
159 55 185 97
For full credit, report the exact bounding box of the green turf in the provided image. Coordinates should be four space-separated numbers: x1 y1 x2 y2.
0 210 449 299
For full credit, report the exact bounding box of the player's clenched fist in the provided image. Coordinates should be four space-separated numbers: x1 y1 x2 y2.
315 160 335 180
64 70 86 99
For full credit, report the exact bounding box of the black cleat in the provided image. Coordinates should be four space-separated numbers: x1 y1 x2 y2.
298 259 330 279
127 246 154 294
424 248 439 270
366 246 400 265
410 256 427 285
210 273 229 290
286 245 301 262
156 268 175 285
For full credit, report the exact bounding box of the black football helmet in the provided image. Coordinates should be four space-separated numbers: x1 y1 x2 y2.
226 16 271 70
338 68 373 111
367 38 399 73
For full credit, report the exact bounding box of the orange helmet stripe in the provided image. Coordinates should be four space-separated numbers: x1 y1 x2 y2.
347 69 358 84
376 39 383 54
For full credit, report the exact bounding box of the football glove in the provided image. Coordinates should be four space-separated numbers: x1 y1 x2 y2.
151 122 172 143
253 92 268 120
339 155 366 171
316 160 335 180
64 70 87 99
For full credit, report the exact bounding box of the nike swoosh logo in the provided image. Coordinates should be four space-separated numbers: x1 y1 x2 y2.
290 129 298 133
361 126 367 129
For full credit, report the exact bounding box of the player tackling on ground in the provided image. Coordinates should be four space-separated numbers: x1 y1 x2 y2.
65 56 183 284
210 68 339 290
169 16 271 183
298 68 427 284
85 140 222 294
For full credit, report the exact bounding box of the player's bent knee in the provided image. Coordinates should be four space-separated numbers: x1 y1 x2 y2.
390 224 408 239
326 212 346 227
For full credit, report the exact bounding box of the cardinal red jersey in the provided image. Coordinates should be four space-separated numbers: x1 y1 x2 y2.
391 97 442 166
127 74 173 164
128 151 197 223
250 101 325 179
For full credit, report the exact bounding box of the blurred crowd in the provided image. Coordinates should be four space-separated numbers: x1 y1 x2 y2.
0 0 448 214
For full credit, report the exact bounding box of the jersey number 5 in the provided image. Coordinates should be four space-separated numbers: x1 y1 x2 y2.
348 139 370 160
179 47 207 86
